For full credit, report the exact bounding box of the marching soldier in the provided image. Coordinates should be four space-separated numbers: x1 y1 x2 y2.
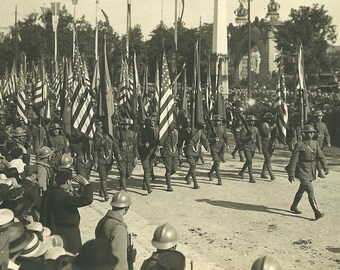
239 115 262 183
259 112 276 181
207 115 228 185
93 120 114 201
286 112 301 152
113 118 138 192
286 124 329 220
161 123 179 192
230 107 245 162
183 123 209 189
72 131 93 180
137 117 159 194
311 110 331 178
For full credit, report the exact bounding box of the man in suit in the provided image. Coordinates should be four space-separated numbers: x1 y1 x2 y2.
40 169 93 254
286 124 329 220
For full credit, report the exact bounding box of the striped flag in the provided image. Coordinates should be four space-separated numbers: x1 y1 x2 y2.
126 63 136 119
33 61 48 110
154 59 160 114
134 53 146 122
60 58 72 137
297 44 310 125
159 51 175 146
274 52 288 145
43 98 51 120
142 62 150 113
205 60 213 118
52 67 62 109
8 59 17 96
117 58 127 114
16 63 28 124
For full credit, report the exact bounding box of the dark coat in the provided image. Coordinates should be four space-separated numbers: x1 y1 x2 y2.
183 128 209 157
113 129 138 162
137 127 159 161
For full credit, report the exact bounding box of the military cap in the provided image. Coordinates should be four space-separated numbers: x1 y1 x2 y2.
301 124 316 133
11 127 26 137
313 110 324 116
212 115 223 121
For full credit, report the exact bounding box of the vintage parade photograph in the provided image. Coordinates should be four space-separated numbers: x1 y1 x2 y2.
0 0 340 269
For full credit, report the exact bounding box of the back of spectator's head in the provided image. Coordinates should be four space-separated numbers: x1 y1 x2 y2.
55 169 73 185
156 250 186 270
251 255 282 270
73 239 118 270
10 147 23 159
24 165 38 177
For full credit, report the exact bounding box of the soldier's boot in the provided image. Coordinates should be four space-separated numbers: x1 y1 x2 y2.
216 166 222 186
267 162 276 181
290 193 303 214
192 171 200 189
248 163 256 183
231 147 237 159
165 173 173 192
143 172 152 194
102 180 109 201
309 197 324 220
151 169 156 181
121 177 127 192
239 150 245 162
239 163 247 179
260 163 269 179
208 164 215 181
185 171 192 185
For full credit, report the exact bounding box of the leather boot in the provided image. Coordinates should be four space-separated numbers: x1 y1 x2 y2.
239 151 245 162
120 177 127 192
309 198 324 220
261 163 269 179
143 172 152 194
208 164 215 181
290 193 303 214
101 179 109 201
216 166 222 185
165 173 173 192
185 171 192 184
192 171 200 189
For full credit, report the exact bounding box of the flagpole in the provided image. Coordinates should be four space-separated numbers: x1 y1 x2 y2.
95 0 99 61
247 0 252 99
126 0 131 60
72 0 78 57
15 5 18 63
173 0 178 98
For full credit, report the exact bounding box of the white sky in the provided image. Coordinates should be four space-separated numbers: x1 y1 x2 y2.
0 0 339 44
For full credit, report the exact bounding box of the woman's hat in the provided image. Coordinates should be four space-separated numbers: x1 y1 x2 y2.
20 233 47 258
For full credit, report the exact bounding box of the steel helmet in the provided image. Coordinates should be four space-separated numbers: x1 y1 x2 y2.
301 124 316 133
11 127 26 137
110 191 132 208
263 112 274 119
212 115 223 122
50 123 62 130
39 146 54 159
251 255 282 270
246 115 257 121
151 223 178 250
59 154 74 169
313 110 324 117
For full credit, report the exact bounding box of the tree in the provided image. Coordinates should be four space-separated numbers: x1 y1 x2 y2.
275 4 337 82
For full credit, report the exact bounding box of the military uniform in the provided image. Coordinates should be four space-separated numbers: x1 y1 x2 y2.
183 127 209 189
161 128 179 191
140 250 171 270
239 118 262 183
230 115 245 162
94 129 114 200
208 117 228 185
113 126 137 191
137 119 159 193
37 160 54 192
259 120 276 180
46 134 69 168
73 134 93 180
95 210 128 270
286 126 328 219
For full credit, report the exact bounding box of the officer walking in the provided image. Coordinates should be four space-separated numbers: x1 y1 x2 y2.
72 131 93 180
113 118 138 192
239 115 262 183
207 115 228 185
137 117 159 194
259 112 276 181
230 106 245 162
311 110 331 178
286 124 329 220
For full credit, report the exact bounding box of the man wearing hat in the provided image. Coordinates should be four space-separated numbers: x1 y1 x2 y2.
137 117 159 194
40 169 93 254
286 124 329 220
95 190 133 270
310 110 331 178
37 146 55 193
230 106 245 162
239 115 262 183
10 127 30 166
207 115 229 185
93 120 114 201
113 118 137 192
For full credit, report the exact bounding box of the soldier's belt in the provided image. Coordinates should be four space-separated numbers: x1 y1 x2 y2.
300 159 315 162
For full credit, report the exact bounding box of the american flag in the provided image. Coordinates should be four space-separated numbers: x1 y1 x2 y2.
158 51 175 146
16 64 28 124
91 60 100 97
117 58 127 112
8 60 17 96
52 67 62 109
179 65 188 114
205 60 213 118
126 63 135 119
33 61 48 109
274 52 288 145
154 59 160 113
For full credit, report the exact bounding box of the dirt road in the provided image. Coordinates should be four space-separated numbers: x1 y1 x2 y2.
79 145 340 270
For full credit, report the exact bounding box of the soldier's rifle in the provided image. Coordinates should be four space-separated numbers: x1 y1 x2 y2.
127 233 136 270
227 102 252 136
202 107 217 139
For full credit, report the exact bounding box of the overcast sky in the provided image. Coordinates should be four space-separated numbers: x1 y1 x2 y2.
0 0 339 45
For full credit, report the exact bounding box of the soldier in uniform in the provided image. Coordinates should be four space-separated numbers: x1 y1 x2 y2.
37 146 55 193
140 223 179 270
72 131 93 180
46 123 70 168
11 127 30 166
259 112 276 180
286 124 328 220
311 110 331 178
207 115 228 185
230 107 245 162
286 112 301 152
239 115 262 183
95 191 133 270
137 117 159 194
93 120 114 201
113 118 138 192
183 123 210 189
161 123 179 192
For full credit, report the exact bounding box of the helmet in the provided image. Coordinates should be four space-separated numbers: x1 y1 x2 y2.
301 124 316 133
292 112 299 118
50 123 62 130
59 154 74 169
246 115 257 121
120 118 133 125
39 146 54 159
11 127 26 137
263 112 274 119
238 107 245 113
143 117 153 125
151 223 178 250
251 255 282 270
157 250 186 270
212 115 223 122
313 110 324 117
110 191 132 208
